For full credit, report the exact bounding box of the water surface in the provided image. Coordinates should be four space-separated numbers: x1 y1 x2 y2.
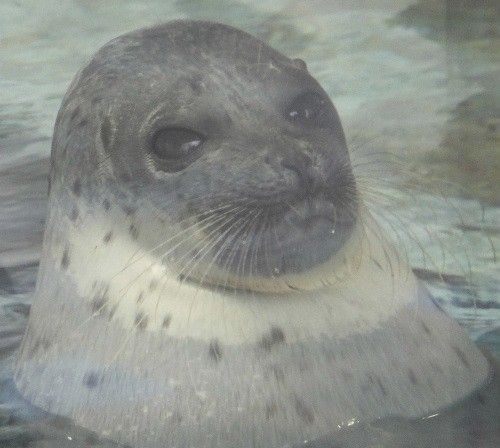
0 0 498 446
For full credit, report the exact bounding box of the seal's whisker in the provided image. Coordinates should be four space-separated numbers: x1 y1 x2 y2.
198 209 262 289
357 175 475 264
220 207 264 292
216 212 258 291
182 212 258 332
117 212 236 297
358 190 411 270
153 210 248 325
236 208 263 283
175 211 251 286
119 204 249 296
178 208 262 338
361 183 474 281
118 201 240 275
367 202 458 287
246 207 270 288
115 202 245 280
361 210 398 297
116 210 245 350
162 203 252 269
234 207 264 281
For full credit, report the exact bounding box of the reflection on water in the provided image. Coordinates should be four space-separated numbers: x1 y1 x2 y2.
0 0 498 446
395 0 500 205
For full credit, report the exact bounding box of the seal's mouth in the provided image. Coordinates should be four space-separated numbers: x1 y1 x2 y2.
189 186 358 281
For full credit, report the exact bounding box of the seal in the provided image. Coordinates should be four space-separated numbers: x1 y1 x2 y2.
14 21 493 448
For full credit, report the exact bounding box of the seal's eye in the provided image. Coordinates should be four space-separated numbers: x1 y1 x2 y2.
286 91 331 128
150 127 204 172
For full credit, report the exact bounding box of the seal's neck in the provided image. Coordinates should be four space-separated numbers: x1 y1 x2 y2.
41 199 418 344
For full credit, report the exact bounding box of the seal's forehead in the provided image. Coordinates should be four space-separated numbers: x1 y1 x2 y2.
80 20 301 88
126 20 290 67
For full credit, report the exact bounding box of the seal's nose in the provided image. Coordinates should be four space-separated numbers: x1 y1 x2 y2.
280 151 316 193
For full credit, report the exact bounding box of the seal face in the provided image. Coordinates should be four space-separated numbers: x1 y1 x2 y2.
15 20 491 448
53 20 357 289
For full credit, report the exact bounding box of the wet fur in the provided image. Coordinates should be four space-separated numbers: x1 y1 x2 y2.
7 20 497 448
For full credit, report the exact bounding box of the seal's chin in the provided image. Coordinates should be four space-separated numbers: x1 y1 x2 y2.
186 192 358 286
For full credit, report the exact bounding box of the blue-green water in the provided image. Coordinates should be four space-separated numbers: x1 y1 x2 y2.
0 0 498 446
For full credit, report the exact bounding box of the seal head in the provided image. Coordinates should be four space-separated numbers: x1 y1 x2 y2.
50 20 356 292
15 21 490 448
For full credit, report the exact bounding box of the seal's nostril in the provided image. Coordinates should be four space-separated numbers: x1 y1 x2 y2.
280 153 319 194
281 153 309 175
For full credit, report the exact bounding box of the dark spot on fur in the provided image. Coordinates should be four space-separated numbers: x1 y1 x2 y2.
188 75 203 95
91 296 107 314
476 393 486 405
72 179 82 197
222 112 233 127
129 224 139 240
265 402 278 420
149 279 158 291
85 434 99 446
420 320 432 336
91 97 103 106
371 257 383 270
292 58 307 71
78 118 88 128
294 397 314 424
83 371 100 389
120 173 131 183
285 282 300 291
136 292 144 304
208 339 222 362
61 248 70 270
375 376 388 396
122 205 136 216
103 199 111 211
70 105 81 123
100 116 113 152
50 416 68 430
103 231 113 244
162 315 172 329
38 338 52 350
135 312 148 330
452 345 470 368
0 267 13 295
260 326 285 350
408 369 418 385
70 207 79 221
